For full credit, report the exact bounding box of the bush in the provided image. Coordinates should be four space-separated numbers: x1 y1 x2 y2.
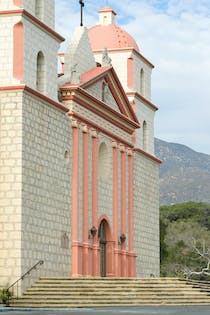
0 289 12 305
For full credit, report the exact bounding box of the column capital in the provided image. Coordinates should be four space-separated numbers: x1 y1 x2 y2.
90 128 98 138
71 119 79 128
119 144 126 152
112 141 118 149
81 124 88 133
127 148 133 156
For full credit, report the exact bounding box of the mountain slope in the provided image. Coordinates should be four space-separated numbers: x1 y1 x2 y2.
155 138 210 205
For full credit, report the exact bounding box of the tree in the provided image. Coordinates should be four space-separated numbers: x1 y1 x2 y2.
183 238 210 279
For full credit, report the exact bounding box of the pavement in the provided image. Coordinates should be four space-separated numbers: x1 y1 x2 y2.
0 306 210 315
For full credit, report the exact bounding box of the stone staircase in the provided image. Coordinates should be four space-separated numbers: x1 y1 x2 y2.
11 277 210 308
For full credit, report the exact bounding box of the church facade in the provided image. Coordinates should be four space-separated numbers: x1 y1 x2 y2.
0 0 160 289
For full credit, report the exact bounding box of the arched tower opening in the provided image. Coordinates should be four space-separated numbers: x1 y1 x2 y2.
140 68 145 96
35 0 44 21
143 120 148 151
36 51 46 93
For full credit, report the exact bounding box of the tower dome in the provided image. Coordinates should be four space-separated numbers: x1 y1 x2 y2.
88 6 140 52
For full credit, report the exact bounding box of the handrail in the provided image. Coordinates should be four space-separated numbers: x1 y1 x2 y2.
6 260 44 306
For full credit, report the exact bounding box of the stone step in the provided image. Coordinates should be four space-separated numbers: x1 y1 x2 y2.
11 278 210 308
23 290 206 297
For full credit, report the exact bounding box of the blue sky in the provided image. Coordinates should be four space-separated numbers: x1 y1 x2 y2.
55 0 210 155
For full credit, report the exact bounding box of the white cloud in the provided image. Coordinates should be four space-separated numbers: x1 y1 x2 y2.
55 0 210 154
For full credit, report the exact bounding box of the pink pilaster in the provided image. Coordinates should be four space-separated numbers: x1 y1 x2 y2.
71 121 80 277
91 129 100 276
120 145 127 276
128 149 136 277
112 141 119 277
82 125 89 276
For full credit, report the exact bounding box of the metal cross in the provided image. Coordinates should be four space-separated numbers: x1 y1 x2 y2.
79 0 85 26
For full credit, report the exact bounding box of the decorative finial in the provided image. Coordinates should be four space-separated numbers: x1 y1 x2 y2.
102 48 112 66
79 0 84 26
70 64 80 84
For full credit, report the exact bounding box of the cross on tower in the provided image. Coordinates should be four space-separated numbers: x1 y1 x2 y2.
79 0 85 26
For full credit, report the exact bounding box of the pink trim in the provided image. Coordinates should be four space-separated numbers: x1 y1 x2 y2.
98 6 116 15
82 129 89 276
80 66 111 84
127 57 134 90
13 22 24 80
0 9 64 42
127 91 158 111
13 0 22 6
68 112 134 148
112 143 119 277
134 147 162 164
0 85 68 113
71 125 79 277
92 134 100 276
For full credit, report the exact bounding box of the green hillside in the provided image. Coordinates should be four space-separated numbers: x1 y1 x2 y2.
160 201 210 279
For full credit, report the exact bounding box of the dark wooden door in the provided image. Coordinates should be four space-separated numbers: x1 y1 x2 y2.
99 220 106 277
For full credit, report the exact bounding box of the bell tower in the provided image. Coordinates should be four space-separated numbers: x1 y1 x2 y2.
0 0 64 100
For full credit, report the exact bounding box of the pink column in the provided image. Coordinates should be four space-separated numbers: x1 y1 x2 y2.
71 120 80 277
82 125 89 276
112 141 119 277
120 145 127 276
91 129 100 276
128 149 136 277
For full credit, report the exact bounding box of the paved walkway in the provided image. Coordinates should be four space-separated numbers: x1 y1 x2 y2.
0 306 210 315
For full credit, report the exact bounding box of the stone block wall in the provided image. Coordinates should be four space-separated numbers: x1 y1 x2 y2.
133 152 160 277
0 88 72 289
22 0 55 29
0 89 23 287
23 17 60 100
21 91 72 289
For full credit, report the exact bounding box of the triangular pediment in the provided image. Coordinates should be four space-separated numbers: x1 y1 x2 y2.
79 66 139 125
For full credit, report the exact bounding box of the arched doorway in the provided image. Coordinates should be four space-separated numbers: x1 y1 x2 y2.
98 220 107 277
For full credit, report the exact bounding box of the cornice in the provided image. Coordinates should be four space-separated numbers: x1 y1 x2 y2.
69 112 134 148
134 147 162 164
61 85 140 134
81 66 139 124
92 47 154 69
0 9 64 42
126 91 158 111
0 85 68 113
